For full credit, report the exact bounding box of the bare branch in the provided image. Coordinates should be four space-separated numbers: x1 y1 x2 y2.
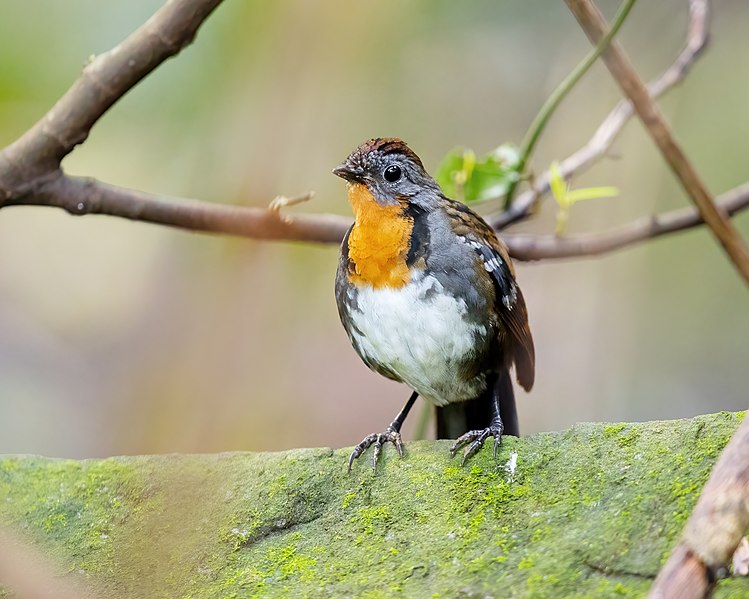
7 171 749 262
10 173 350 244
501 0 637 209
565 0 749 285
505 182 749 261
649 416 749 598
489 0 710 231
2 0 747 265
0 0 223 199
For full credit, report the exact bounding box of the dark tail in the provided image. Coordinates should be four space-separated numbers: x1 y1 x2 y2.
435 368 519 439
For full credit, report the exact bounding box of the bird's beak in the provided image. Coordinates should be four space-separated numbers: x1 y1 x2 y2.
333 162 365 184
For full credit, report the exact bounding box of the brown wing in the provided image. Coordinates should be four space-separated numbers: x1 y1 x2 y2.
444 199 536 391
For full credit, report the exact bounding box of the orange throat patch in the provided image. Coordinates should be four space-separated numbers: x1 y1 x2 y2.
346 183 413 289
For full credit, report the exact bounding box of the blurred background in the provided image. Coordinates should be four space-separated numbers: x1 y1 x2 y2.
0 0 746 459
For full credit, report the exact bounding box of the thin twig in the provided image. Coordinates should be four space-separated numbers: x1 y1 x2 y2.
505 182 749 261
503 0 638 208
565 0 749 285
490 0 710 230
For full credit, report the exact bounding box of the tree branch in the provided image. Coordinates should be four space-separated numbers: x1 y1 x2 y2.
2 0 747 265
0 0 224 200
501 0 637 209
11 173 349 244
505 182 749 261
489 0 710 231
565 0 749 285
649 416 749 598
7 171 749 261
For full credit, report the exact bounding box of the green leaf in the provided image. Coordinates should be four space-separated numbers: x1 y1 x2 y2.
435 144 521 203
549 161 568 207
490 143 521 170
435 147 470 202
547 160 619 235
564 187 619 203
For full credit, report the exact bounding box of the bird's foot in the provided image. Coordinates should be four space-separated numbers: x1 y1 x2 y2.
450 422 504 466
348 426 404 472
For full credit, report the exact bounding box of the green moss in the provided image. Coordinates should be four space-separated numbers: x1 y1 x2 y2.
1 414 748 598
265 543 317 580
518 556 535 570
353 505 391 536
603 424 627 437
603 423 640 448
341 491 357 509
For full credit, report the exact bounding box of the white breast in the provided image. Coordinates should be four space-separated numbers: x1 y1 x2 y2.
347 272 487 406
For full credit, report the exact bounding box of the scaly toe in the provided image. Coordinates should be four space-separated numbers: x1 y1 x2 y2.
451 424 504 465
493 434 503 459
450 429 481 457
461 433 489 466
348 429 404 472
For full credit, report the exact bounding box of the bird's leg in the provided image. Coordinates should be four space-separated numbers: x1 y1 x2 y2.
348 391 418 472
450 374 504 466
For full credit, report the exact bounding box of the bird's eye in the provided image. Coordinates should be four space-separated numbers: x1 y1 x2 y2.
383 164 402 183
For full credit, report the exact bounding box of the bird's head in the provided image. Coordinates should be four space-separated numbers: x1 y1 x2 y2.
333 138 440 208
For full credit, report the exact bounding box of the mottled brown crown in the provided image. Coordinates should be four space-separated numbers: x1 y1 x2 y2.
348 138 425 171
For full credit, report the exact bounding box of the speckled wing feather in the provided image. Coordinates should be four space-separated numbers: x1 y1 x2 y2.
443 198 536 391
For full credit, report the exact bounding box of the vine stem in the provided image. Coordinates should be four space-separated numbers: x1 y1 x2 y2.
503 0 638 209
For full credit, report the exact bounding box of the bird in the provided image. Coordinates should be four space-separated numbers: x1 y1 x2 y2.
333 138 534 470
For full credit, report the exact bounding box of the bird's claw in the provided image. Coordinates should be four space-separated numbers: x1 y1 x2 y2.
450 423 504 466
348 426 404 472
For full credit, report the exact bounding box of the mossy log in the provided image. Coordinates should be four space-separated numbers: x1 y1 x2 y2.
1 412 747 598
